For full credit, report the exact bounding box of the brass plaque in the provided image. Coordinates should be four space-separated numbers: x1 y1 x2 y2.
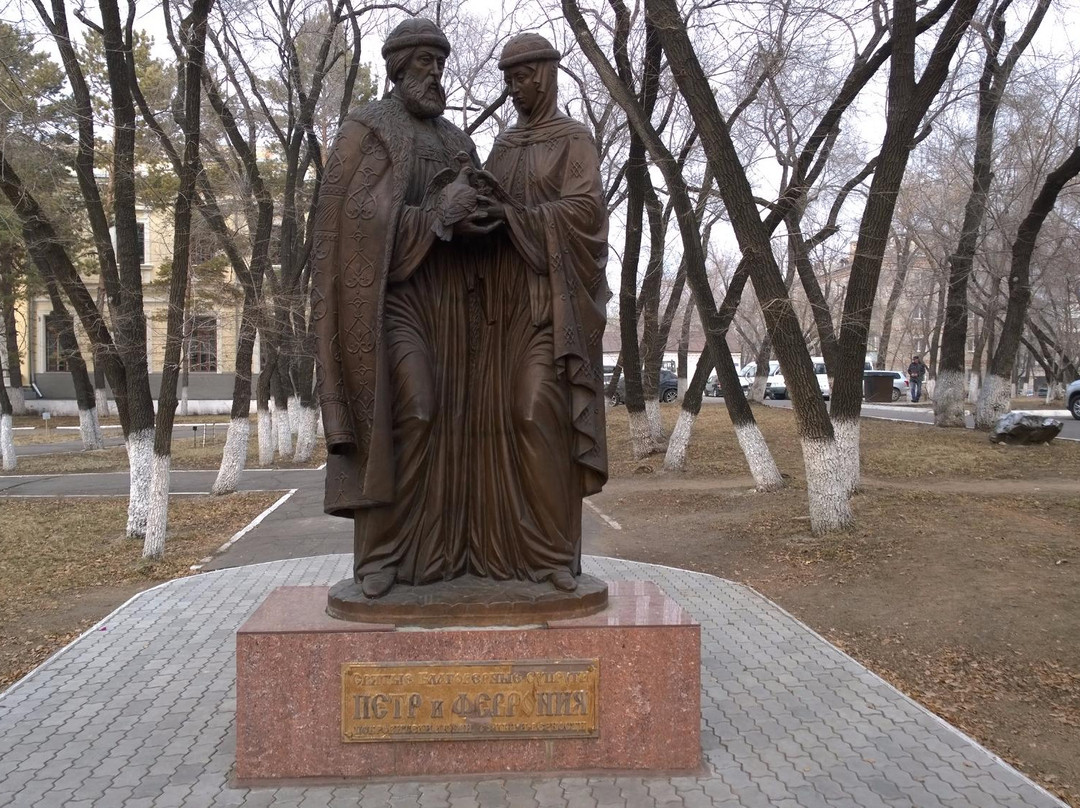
341 659 599 742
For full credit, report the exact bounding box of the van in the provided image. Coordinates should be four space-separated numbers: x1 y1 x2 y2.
739 358 830 399
738 361 783 398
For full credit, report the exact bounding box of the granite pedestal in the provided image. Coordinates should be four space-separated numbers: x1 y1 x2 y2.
235 580 701 783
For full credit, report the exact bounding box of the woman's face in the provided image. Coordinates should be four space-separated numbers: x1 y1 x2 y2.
505 64 540 115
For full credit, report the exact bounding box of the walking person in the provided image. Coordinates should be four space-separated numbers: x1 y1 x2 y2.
908 354 928 403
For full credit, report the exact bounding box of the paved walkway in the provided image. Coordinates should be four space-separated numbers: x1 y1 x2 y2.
0 553 1065 807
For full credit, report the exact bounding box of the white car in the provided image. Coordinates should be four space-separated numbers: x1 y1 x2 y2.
739 358 830 399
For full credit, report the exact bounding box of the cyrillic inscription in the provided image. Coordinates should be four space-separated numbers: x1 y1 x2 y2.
341 660 599 742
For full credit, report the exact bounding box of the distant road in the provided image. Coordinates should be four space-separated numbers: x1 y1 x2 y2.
701 395 1080 441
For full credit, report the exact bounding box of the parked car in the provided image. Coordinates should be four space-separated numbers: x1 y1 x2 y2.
1067 378 1080 420
612 369 679 405
862 370 910 402
738 361 782 396
739 358 830 399
704 374 722 397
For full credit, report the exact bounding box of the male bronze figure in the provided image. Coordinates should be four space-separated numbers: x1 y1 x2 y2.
312 18 490 599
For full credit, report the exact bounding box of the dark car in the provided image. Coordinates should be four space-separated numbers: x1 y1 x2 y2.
612 369 679 405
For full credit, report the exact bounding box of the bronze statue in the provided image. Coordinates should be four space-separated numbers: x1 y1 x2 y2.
313 24 608 606
466 34 609 592
312 18 492 599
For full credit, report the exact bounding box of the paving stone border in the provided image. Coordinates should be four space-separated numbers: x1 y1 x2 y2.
0 555 1065 807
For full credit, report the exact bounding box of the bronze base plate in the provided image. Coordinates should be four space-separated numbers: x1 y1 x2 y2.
326 574 609 627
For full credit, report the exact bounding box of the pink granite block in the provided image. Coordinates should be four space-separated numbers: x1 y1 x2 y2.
235 585 700 782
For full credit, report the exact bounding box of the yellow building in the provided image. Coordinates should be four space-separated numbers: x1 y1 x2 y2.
13 205 262 412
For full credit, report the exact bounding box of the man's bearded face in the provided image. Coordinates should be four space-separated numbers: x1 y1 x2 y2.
395 46 448 119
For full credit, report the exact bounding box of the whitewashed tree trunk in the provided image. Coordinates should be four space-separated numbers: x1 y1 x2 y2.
832 417 861 495
644 399 665 446
142 452 170 560
677 377 688 398
95 387 111 418
212 417 250 494
316 412 324 437
258 406 275 465
663 408 696 471
974 373 1012 430
125 428 154 539
293 405 318 462
287 395 301 435
967 372 980 404
180 384 189 417
8 387 26 416
933 369 967 427
627 409 655 460
735 422 784 492
79 407 105 450
1 413 15 471
274 405 293 458
802 436 853 534
1045 384 1054 404
749 377 768 403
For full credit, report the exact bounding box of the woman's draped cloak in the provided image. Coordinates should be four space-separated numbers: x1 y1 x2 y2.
311 97 478 585
469 113 609 581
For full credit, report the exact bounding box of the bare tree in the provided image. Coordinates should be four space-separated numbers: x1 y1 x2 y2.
975 143 1080 425
142 0 214 560
934 0 1050 425
564 0 785 490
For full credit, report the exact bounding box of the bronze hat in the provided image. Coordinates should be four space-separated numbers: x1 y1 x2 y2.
381 18 451 58
497 33 561 70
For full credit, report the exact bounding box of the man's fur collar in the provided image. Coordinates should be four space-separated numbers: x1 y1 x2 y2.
347 96 474 172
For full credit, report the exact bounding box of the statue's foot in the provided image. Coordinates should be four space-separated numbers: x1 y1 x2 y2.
548 568 578 592
361 568 396 599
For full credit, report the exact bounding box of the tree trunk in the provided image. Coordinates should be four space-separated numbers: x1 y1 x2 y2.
749 338 771 403
212 288 259 494
0 350 15 471
677 301 692 398
43 278 103 449
271 363 293 459
292 349 318 462
97 0 158 539
664 349 710 472
143 0 213 560
878 229 914 370
256 344 276 465
0 268 26 416
927 273 948 378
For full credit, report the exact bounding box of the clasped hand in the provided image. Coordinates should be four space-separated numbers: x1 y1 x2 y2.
453 169 507 237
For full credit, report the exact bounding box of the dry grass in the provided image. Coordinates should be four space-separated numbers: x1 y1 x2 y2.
605 402 1079 481
0 492 282 689
3 434 327 475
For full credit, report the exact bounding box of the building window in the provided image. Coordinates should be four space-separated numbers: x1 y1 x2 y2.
188 315 217 372
44 313 68 372
136 221 148 265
